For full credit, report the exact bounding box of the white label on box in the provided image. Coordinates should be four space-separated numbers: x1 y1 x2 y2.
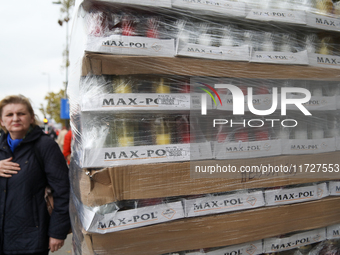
264 228 326 253
329 181 340 196
190 93 214 110
306 12 340 31
97 0 172 8
207 241 263 255
214 140 281 159
308 53 340 69
265 182 329 206
251 50 309 65
246 9 306 25
283 95 336 111
281 138 336 155
86 35 175 57
217 94 274 111
184 190 264 217
176 42 224 60
171 0 246 17
219 45 250 61
191 142 213 161
86 201 184 233
81 93 192 111
327 224 340 240
83 143 212 167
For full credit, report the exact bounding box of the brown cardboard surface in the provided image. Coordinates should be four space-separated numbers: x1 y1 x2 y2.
80 168 115 206
80 151 339 206
83 197 340 255
82 52 340 80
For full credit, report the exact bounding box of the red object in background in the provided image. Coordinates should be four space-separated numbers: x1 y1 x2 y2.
256 85 270 95
217 132 228 143
146 18 159 38
255 129 269 141
234 130 249 142
63 130 72 165
239 86 248 95
176 115 192 143
181 80 191 93
217 125 228 143
138 198 163 207
122 17 135 36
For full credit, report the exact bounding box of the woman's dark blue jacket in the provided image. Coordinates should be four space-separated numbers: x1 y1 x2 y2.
0 125 71 254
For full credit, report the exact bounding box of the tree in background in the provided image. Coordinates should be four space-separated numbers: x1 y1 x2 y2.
39 89 67 126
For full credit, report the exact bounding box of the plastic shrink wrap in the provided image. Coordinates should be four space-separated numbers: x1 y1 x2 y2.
68 0 340 254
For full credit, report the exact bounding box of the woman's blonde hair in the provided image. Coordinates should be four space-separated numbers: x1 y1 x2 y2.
0 95 37 132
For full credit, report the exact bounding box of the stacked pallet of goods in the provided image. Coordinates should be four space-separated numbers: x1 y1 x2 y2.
68 0 340 254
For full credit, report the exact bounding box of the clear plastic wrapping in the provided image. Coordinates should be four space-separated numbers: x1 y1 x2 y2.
68 0 340 254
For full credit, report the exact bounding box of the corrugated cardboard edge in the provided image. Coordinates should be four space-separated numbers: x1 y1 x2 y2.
82 229 94 255
80 169 115 207
80 152 339 206
81 52 340 79
82 52 103 76
81 197 340 255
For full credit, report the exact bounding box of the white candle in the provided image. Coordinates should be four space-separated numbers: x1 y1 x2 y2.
312 129 324 139
278 129 290 139
176 20 190 44
197 24 212 46
262 32 274 51
220 26 234 47
312 86 323 97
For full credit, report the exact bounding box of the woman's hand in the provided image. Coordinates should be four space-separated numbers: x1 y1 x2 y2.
0 157 20 178
49 237 65 252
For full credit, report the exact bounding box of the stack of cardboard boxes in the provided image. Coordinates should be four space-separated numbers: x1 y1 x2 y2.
68 0 340 254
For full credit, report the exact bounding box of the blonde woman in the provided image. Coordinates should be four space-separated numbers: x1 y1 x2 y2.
0 95 70 254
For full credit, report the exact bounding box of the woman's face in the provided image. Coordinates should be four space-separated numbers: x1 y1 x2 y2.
0 103 34 139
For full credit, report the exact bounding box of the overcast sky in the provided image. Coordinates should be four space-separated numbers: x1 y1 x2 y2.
0 0 72 123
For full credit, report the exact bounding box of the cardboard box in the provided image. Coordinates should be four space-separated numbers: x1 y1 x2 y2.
82 142 213 168
81 52 340 80
94 0 172 8
81 201 184 234
176 42 250 62
308 53 340 70
186 240 263 255
171 0 246 17
327 224 340 240
263 228 326 253
281 138 336 155
250 50 309 65
79 151 340 207
86 35 175 57
246 9 306 25
306 12 340 32
264 182 329 206
329 181 340 196
205 240 263 255
184 190 265 217
214 140 282 159
81 197 340 255
81 93 210 111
